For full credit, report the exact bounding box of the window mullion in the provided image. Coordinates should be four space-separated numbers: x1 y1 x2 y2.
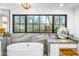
65 15 67 27
25 16 27 32
53 15 54 33
33 16 34 32
19 16 20 32
45 16 46 33
39 16 40 32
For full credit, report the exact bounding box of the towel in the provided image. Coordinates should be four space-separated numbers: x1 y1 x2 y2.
1 37 9 56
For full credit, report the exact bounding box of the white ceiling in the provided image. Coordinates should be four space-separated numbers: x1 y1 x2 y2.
32 3 79 10
0 3 79 15
0 3 79 10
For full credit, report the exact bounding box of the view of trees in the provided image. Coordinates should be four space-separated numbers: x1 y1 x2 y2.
13 15 66 33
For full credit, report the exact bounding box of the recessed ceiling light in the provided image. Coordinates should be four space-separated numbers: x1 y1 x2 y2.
59 3 64 7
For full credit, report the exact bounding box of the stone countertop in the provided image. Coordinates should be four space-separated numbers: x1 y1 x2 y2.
68 35 79 42
69 37 79 42
47 38 77 44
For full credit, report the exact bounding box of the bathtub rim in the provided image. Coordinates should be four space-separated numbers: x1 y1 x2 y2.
7 42 44 51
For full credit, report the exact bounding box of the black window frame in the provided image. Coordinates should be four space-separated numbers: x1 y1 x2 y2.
13 14 67 33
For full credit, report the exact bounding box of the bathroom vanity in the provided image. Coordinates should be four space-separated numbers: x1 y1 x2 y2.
47 38 78 56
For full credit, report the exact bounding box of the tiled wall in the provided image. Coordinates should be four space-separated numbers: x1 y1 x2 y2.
12 33 56 55
12 33 52 43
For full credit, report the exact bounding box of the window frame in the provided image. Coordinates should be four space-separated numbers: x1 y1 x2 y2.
13 14 67 33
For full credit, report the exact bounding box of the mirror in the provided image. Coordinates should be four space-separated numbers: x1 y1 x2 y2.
0 9 10 33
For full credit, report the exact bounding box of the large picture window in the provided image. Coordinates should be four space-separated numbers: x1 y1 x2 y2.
13 14 67 33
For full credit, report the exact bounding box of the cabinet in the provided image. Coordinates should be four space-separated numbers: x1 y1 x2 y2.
47 39 78 56
49 44 77 56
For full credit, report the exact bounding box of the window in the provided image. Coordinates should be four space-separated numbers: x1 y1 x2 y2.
13 16 25 32
13 15 67 33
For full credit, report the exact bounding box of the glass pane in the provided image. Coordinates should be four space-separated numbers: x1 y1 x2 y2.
34 25 39 32
40 16 45 32
45 16 52 32
27 16 33 23
27 16 33 32
27 24 33 32
54 16 59 24
60 25 65 28
14 24 19 32
60 16 65 25
20 25 25 32
34 16 39 32
34 16 39 23
14 16 19 23
40 24 45 32
54 25 60 32
20 16 25 23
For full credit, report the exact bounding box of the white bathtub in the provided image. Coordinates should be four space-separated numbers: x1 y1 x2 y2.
7 42 44 56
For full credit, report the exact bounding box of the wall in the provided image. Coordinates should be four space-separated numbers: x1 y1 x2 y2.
0 3 75 42
8 4 74 34
0 16 2 27
73 6 79 39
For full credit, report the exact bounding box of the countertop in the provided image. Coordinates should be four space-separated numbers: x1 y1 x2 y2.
47 38 77 44
68 35 79 42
